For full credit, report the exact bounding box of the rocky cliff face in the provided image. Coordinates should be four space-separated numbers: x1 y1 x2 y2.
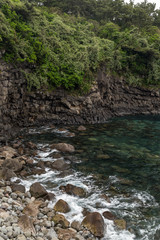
0 60 160 140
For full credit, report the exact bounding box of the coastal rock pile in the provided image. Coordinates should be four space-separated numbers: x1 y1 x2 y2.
0 139 128 239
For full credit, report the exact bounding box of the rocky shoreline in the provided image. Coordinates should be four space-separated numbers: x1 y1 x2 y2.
0 127 128 240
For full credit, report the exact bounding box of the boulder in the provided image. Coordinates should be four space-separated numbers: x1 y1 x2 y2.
82 212 104 238
78 126 86 131
103 211 115 220
2 158 22 172
114 219 126 230
30 182 48 199
51 143 75 153
53 214 70 228
60 184 86 197
51 159 70 171
54 199 70 213
47 192 55 201
11 184 26 193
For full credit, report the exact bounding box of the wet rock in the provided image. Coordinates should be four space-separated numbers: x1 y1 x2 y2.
30 182 48 199
60 184 86 197
57 170 73 178
82 212 104 238
54 199 70 213
51 143 75 153
18 215 36 235
46 192 55 201
2 158 23 172
53 214 70 228
36 161 45 169
103 211 115 220
51 159 70 171
31 168 46 175
114 219 126 230
78 126 86 131
57 228 77 240
119 177 133 185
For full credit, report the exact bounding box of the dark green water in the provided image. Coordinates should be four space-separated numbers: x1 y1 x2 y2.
22 115 160 240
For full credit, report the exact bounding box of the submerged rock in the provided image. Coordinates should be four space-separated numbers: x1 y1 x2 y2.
82 212 104 238
54 199 70 213
60 184 86 197
78 126 86 131
51 143 75 153
114 219 127 230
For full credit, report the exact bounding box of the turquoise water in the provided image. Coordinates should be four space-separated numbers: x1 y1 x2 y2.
22 115 160 239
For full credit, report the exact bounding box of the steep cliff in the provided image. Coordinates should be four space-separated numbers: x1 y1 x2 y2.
0 60 160 141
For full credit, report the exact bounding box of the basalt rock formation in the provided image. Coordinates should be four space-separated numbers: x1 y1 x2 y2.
0 59 160 141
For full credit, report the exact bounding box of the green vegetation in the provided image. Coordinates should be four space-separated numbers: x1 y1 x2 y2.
0 0 160 90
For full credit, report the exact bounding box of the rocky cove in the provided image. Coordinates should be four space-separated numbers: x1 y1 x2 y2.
0 59 160 142
0 60 160 240
0 117 160 240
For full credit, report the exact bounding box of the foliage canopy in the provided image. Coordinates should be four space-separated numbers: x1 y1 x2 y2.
0 0 160 90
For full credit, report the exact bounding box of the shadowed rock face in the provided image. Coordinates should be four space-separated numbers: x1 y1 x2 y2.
0 60 160 140
82 212 104 238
